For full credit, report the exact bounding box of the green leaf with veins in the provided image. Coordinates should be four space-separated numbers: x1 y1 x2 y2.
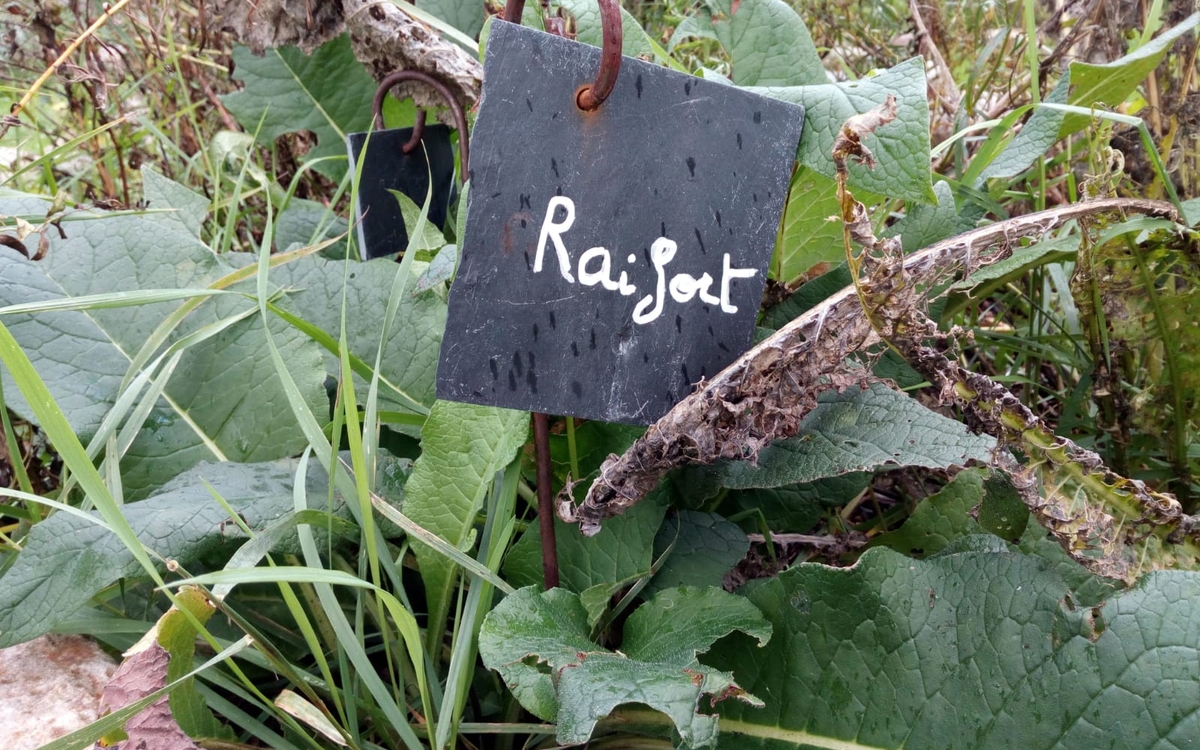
141 168 209 238
749 57 936 204
1064 12 1200 136
705 0 825 87
504 488 668 592
705 381 995 490
1017 525 1122 609
248 254 447 417
222 36 377 182
708 545 1200 749
646 511 748 596
403 400 528 654
274 197 348 256
979 75 1070 182
872 468 986 558
773 167 843 283
480 585 770 747
881 180 970 254
0 192 325 497
0 459 354 647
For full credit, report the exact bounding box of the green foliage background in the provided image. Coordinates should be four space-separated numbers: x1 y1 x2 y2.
1 1 1199 749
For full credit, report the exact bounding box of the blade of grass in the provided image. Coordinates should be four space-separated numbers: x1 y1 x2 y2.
294 451 429 750
435 462 520 750
119 237 337 394
266 303 429 416
0 320 163 584
0 288 234 317
0 377 35 501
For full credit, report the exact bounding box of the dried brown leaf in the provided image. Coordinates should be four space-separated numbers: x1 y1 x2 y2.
98 643 201 750
831 106 1195 581
562 113 1182 539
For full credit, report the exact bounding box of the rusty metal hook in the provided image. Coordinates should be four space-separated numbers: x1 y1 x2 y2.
371 70 470 175
501 0 622 112
576 0 622 111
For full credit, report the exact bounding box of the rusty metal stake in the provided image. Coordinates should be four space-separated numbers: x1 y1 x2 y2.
496 0 619 590
532 413 560 589
501 0 572 590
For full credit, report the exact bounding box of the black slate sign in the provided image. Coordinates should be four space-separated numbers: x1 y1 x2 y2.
437 20 804 424
346 125 457 259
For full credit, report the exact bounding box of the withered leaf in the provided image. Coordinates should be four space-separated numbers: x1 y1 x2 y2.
98 643 201 750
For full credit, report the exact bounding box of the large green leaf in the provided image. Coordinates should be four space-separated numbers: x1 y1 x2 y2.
479 585 771 747
274 197 349 255
0 193 325 497
222 35 377 182
872 468 987 558
705 0 826 87
403 400 528 652
971 14 1200 182
1067 12 1200 119
507 420 663 592
978 76 1070 182
880 180 969 253
258 254 447 415
749 57 935 204
704 381 995 490
142 168 209 238
0 459 351 647
502 486 668 592
773 167 843 283
646 510 748 596
1017 526 1122 609
708 545 1200 749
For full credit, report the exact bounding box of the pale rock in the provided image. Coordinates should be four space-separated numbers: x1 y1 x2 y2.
0 634 118 750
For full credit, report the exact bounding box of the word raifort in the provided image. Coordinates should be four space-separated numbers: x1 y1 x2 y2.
532 196 757 325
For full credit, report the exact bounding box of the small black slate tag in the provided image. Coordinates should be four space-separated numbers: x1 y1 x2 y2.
346 125 457 260
437 21 804 424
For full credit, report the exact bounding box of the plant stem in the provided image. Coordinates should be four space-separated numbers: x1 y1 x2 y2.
565 416 581 481
1023 0 1040 105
